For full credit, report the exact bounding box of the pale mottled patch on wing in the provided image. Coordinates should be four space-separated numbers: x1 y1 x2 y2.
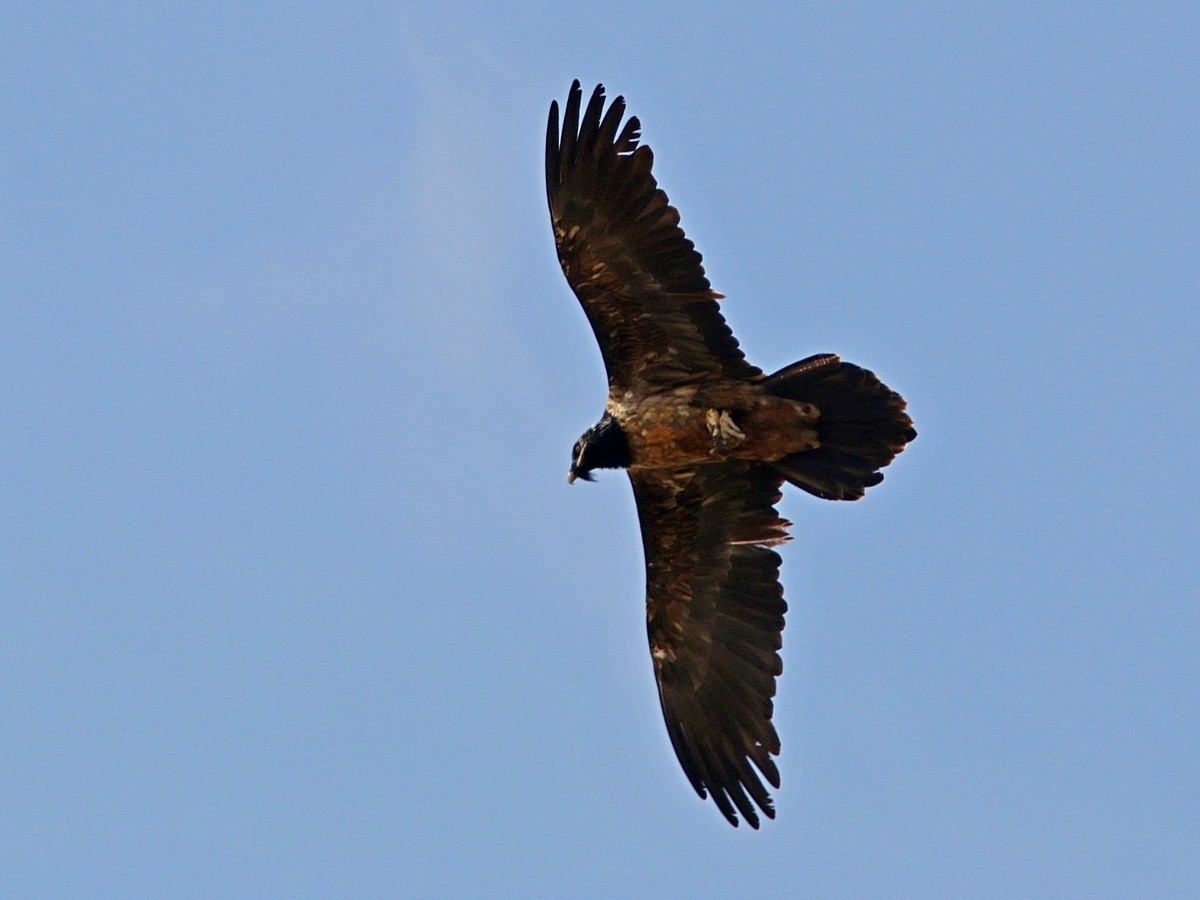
546 82 762 389
628 462 791 828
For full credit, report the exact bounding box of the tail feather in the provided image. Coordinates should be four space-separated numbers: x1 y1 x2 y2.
765 354 915 501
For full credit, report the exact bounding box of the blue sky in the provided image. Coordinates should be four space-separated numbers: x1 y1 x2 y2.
3 3 1198 897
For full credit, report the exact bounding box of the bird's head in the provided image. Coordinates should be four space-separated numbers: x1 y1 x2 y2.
568 413 631 484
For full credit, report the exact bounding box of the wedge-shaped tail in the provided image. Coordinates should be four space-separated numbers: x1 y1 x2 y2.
765 354 916 501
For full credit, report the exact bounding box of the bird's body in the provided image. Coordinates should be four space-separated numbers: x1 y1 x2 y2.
546 81 916 828
606 383 819 471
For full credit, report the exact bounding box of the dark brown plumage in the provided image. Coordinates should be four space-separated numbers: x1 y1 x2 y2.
546 81 916 828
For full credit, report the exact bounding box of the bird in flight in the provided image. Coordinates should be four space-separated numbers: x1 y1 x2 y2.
546 81 916 828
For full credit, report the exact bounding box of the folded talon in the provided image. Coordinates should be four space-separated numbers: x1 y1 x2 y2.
706 408 745 455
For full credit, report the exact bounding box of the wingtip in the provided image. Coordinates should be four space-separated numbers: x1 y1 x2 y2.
567 79 587 111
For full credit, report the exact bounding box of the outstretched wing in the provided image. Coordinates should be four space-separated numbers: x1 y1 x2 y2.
629 462 790 828
546 81 761 389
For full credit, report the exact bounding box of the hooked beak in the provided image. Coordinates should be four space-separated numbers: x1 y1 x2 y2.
567 469 577 484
